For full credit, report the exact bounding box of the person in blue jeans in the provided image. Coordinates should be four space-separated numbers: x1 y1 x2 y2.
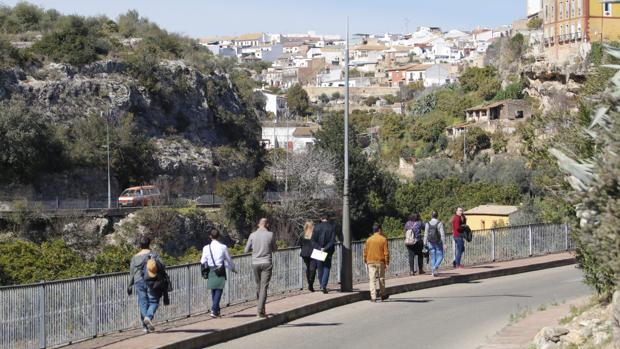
201 229 236 318
451 207 466 268
127 236 164 332
424 211 446 277
311 215 336 293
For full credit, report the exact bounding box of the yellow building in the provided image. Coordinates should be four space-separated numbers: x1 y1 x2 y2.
464 205 519 231
589 0 620 42
541 0 620 63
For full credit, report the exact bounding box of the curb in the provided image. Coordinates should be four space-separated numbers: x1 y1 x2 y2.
155 256 576 349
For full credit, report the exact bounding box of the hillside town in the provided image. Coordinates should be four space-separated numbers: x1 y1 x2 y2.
199 0 618 159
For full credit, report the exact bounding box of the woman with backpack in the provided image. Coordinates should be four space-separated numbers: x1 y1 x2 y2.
127 236 167 333
404 212 425 275
201 229 236 318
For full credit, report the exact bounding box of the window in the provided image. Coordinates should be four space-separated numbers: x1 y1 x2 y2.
571 0 575 17
566 0 569 18
516 110 524 119
545 5 548 20
604 2 612 17
578 23 582 38
571 24 575 38
559 2 563 19
578 0 582 16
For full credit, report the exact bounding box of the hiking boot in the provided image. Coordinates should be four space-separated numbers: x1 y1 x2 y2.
143 317 155 332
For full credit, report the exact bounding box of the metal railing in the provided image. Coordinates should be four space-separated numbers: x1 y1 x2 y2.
0 192 286 212
0 223 572 349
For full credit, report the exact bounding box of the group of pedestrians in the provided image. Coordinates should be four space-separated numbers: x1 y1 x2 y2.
403 207 468 277
126 208 469 330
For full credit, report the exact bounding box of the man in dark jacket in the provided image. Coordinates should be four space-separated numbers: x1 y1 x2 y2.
311 214 336 293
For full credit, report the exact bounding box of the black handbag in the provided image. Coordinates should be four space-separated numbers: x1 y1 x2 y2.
200 263 210 279
208 244 227 278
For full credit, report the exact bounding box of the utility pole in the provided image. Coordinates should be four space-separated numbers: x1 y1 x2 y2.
341 17 352 292
463 128 467 164
102 111 112 209
285 111 289 194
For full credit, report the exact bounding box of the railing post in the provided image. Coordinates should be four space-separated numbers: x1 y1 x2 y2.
91 275 97 338
38 281 46 349
298 255 304 290
186 264 192 317
225 278 231 306
86 196 90 209
55 196 59 210
528 224 533 257
336 243 341 283
564 223 569 251
491 229 496 262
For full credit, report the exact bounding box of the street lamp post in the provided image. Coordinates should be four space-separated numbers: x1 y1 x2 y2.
341 18 353 292
101 111 112 209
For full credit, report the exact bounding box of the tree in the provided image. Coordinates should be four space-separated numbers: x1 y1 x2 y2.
459 66 501 101
364 96 379 107
216 175 267 237
32 15 110 66
331 92 342 100
318 93 330 104
550 46 620 299
314 114 397 239
527 17 543 30
286 83 310 117
0 100 64 183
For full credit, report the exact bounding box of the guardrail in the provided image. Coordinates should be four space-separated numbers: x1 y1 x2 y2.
0 223 572 349
0 192 286 212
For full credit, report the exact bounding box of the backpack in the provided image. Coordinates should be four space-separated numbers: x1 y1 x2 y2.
142 254 167 293
427 221 441 244
404 229 416 246
462 225 473 242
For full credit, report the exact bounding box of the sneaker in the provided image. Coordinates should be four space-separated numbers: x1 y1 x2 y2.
452 261 457 268
308 285 315 292
458 265 465 269
257 312 267 319
419 270 425 275
321 288 328 294
142 327 149 333
209 311 220 318
370 298 378 303
143 317 155 332
381 294 390 301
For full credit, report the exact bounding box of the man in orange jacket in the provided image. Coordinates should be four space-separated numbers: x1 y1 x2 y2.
364 224 390 302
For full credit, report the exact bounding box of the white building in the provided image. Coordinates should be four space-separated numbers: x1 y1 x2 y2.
527 0 543 17
424 64 456 87
261 124 318 152
261 92 288 118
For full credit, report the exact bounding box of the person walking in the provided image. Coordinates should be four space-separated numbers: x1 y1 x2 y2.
127 236 168 332
201 229 236 318
404 212 425 275
299 220 317 292
452 207 466 268
424 211 446 277
364 224 390 302
245 218 277 318
311 214 336 294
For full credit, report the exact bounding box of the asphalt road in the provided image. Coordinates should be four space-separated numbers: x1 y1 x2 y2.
208 265 591 349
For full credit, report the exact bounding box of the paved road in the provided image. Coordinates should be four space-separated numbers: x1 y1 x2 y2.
209 265 590 349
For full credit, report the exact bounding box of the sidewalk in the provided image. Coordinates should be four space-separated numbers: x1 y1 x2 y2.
477 297 589 349
65 253 575 349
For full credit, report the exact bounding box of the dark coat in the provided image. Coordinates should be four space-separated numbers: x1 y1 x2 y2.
299 236 314 258
311 221 336 254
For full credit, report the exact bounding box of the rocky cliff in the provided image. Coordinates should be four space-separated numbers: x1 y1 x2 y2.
0 59 263 197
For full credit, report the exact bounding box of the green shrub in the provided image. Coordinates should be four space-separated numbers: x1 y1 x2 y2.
381 216 403 238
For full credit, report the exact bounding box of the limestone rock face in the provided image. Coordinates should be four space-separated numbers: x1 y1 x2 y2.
0 60 261 196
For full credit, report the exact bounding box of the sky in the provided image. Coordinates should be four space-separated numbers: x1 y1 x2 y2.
2 1 525 38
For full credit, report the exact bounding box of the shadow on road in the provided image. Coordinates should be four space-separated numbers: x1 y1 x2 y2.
281 322 342 327
387 298 433 303
162 329 217 334
393 294 532 300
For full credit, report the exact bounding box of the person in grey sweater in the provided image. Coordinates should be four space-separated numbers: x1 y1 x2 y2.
127 236 165 332
423 211 446 277
244 218 277 318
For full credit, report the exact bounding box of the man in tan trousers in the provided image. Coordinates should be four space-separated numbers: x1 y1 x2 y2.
363 223 390 302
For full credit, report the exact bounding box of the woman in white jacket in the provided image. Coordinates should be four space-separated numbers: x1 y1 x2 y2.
201 229 236 317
